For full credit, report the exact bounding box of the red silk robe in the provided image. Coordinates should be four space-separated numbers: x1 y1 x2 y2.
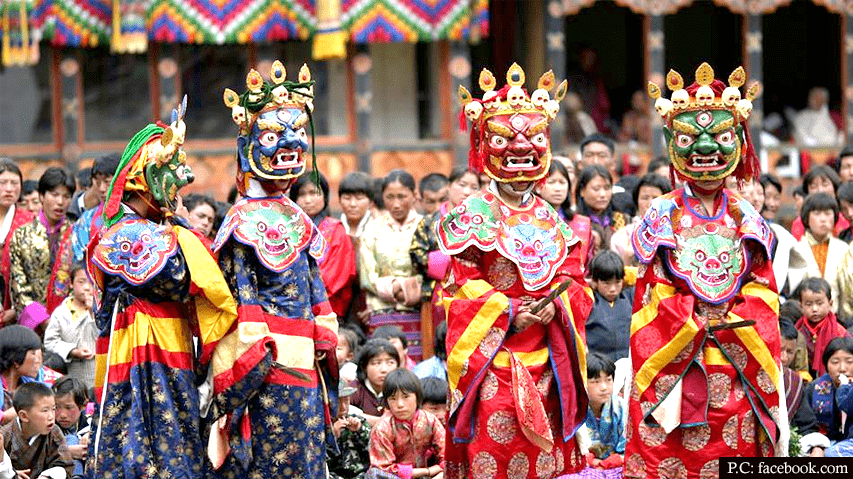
317 216 356 318
626 188 782 478
437 191 593 479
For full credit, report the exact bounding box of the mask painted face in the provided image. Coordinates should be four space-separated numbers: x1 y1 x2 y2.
482 112 551 183
145 149 194 211
96 219 178 284
239 107 309 180
671 228 746 303
498 214 563 289
665 109 742 183
234 202 309 270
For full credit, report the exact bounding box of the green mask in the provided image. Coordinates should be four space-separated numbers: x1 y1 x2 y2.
664 109 743 183
145 149 195 211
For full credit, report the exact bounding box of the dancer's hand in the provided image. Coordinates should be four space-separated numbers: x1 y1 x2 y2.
512 307 538 332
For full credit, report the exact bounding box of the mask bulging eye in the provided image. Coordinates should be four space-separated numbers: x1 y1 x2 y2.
676 134 694 148
260 132 279 147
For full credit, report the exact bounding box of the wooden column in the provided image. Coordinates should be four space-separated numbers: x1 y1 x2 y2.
58 50 83 171
745 13 763 153
545 0 566 152
353 44 372 173
646 14 665 157
449 41 471 167
844 13 853 143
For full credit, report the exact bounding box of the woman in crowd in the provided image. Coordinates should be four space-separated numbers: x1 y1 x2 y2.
291 171 357 318
359 169 424 359
536 160 594 268
0 158 33 326
575 164 629 249
610 173 670 266
410 166 480 332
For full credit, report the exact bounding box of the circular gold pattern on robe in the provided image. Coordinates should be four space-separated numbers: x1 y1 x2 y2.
673 341 694 363
536 370 553 397
722 343 748 369
733 379 745 402
699 460 719 479
681 424 711 451
723 415 739 449
708 373 732 408
654 374 679 403
486 411 518 445
640 401 654 416
658 457 687 479
638 422 667 447
480 371 499 401
625 417 633 442
625 454 647 479
741 410 756 443
535 451 556 479
478 328 505 361
471 451 498 479
488 257 518 290
756 370 776 394
507 452 529 478
554 446 564 472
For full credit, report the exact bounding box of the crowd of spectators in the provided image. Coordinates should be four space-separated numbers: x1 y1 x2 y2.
3 130 853 477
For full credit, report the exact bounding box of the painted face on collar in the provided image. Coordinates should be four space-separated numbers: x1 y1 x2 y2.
145 148 194 211
665 109 742 183
239 107 309 180
482 111 551 183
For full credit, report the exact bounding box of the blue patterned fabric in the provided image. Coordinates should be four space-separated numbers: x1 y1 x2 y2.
89 365 203 478
216 384 327 479
585 396 626 458
87 214 203 479
213 236 338 478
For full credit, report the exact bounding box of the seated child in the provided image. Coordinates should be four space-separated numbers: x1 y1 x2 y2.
780 319 827 456
780 300 812 378
367 369 444 479
0 382 73 479
806 337 853 455
329 379 371 479
412 322 447 381
351 339 400 426
584 353 626 470
586 251 634 361
338 327 360 383
372 326 417 370
52 378 89 478
795 277 851 377
419 377 447 427
43 264 96 389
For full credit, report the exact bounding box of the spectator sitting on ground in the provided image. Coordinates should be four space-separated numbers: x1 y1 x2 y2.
0 382 73 479
795 277 850 378
412 321 447 381
52 377 89 478
419 376 447 427
372 325 416 371
584 352 626 470
366 369 445 479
